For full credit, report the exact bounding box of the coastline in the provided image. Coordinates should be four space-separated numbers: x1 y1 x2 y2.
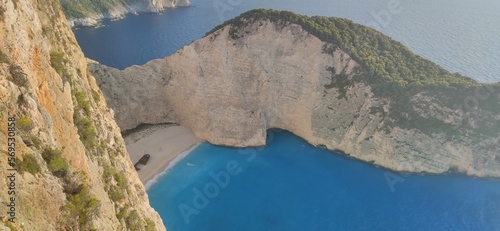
67 4 191 28
124 125 202 186
144 143 201 190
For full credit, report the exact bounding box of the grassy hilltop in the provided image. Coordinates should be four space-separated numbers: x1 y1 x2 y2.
207 9 499 139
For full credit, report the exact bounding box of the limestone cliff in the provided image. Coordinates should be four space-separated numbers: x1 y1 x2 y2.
92 9 500 178
0 0 165 230
60 0 190 27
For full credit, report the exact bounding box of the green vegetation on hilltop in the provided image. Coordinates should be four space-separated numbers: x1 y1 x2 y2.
60 0 127 18
208 9 478 90
207 9 499 138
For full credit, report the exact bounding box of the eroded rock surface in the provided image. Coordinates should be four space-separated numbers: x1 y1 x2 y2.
0 0 165 230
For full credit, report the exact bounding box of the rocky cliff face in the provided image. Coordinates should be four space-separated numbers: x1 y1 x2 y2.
61 0 190 27
92 14 500 178
0 0 164 230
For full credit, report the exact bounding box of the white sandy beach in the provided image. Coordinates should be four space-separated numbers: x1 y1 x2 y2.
125 125 202 185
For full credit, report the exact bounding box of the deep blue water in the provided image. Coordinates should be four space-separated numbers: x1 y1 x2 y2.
73 0 500 82
148 131 500 231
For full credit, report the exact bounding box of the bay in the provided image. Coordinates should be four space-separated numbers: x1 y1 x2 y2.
148 131 500 231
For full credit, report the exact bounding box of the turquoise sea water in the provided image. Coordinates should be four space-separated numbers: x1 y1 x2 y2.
148 131 500 231
73 0 500 82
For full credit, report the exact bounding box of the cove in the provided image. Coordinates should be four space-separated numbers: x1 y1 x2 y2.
147 130 500 231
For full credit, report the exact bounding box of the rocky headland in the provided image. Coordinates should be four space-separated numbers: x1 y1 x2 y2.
92 9 500 178
60 0 190 27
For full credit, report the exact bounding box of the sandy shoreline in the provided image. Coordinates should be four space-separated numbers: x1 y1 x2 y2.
124 125 202 186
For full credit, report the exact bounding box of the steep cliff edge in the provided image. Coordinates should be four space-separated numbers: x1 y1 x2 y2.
0 0 164 230
61 0 190 27
92 9 500 178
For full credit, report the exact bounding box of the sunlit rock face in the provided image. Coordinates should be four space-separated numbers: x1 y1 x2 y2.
0 0 165 230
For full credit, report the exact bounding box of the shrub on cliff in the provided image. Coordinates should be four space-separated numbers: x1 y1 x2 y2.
42 148 69 177
74 91 91 115
74 116 96 149
17 116 34 131
16 153 41 175
50 51 65 74
62 184 100 230
145 219 156 231
8 65 28 87
102 163 128 202
125 210 142 231
73 90 97 151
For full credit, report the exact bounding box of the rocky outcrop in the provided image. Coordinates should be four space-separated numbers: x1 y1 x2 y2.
61 0 190 27
92 13 500 178
0 0 164 230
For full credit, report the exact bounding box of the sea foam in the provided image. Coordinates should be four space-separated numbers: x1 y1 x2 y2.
145 143 202 190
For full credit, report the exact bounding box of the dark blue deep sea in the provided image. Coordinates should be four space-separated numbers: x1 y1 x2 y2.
73 1 500 230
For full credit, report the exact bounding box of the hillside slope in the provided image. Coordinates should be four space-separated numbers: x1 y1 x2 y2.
92 9 500 177
60 0 190 27
0 0 165 230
